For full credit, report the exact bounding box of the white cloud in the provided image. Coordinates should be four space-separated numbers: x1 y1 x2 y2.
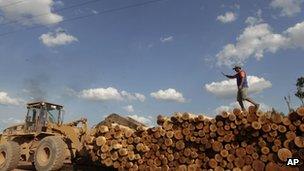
121 91 146 102
127 114 152 125
134 93 146 102
216 12 237 23
216 20 304 66
150 88 186 103
215 102 271 114
216 23 287 66
270 0 302 17
80 87 123 101
205 76 272 98
123 105 134 113
0 92 21 105
39 28 78 47
79 87 145 102
0 0 63 26
245 9 263 26
160 36 174 43
284 21 304 48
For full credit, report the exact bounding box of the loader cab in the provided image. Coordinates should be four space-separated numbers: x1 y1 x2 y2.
25 102 64 132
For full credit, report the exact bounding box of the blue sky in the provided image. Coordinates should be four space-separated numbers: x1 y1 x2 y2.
0 0 303 129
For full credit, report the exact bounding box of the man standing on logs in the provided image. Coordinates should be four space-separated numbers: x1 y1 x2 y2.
222 65 260 111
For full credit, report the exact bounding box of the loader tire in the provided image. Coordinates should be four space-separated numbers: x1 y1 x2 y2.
34 136 66 171
0 141 20 171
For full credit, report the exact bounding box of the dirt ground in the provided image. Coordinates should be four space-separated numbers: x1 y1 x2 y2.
14 162 115 171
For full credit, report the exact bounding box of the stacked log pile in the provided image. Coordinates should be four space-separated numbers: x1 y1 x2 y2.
84 106 304 171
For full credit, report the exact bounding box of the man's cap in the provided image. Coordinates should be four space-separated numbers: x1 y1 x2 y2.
233 65 241 70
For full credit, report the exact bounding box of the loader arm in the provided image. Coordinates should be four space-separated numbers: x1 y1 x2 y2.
46 118 88 151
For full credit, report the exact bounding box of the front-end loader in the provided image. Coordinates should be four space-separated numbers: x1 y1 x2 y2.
0 101 88 171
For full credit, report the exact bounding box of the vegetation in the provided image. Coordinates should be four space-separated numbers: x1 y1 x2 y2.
295 77 304 106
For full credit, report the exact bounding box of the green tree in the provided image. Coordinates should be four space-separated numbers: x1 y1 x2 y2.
295 77 304 106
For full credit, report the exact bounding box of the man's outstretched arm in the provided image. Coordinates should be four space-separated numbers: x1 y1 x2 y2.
222 72 236 79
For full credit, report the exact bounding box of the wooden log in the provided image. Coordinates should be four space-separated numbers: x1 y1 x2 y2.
245 145 255 155
269 130 278 137
296 106 304 116
252 153 259 160
289 124 297 131
226 162 234 169
208 159 218 169
217 121 224 127
104 157 113 167
111 151 119 161
174 130 183 140
260 154 268 162
299 124 304 132
96 136 107 146
251 121 262 130
196 122 204 130
242 165 252 171
227 154 235 162
271 145 280 152
262 124 271 132
210 124 217 132
234 157 245 168
182 127 191 136
252 160 265 171
118 148 128 156
176 140 185 150
278 125 287 133
212 141 223 152
163 121 173 131
267 153 275 162
214 166 224 171
271 113 283 124
113 161 120 169
182 112 191 121
294 120 301 126
244 155 253 165
98 125 109 133
258 139 267 147
233 108 242 116
294 136 304 148
261 146 270 155
197 114 206 121
274 139 282 146
235 147 246 157
214 154 223 163
183 148 191 157
177 165 187 171
219 160 227 168
278 148 292 162
221 111 229 118
258 114 268 123
230 122 236 129
220 149 229 158
282 117 291 126
265 162 280 171
101 144 110 153
247 113 258 123
271 123 278 130
286 131 296 140
85 135 95 144
288 111 301 122
229 114 236 122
